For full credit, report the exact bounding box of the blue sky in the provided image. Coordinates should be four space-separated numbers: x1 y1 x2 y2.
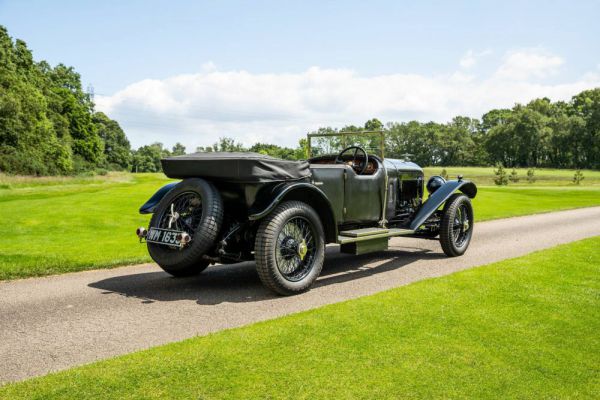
2 0 599 148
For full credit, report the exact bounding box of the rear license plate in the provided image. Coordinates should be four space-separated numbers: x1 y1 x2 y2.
146 227 184 247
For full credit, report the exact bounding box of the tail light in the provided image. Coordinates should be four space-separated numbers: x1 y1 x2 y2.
176 232 191 245
136 227 147 238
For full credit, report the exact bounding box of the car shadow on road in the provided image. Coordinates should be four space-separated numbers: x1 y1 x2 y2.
88 245 445 305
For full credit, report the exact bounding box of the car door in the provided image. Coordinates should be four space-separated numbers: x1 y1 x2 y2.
343 162 384 224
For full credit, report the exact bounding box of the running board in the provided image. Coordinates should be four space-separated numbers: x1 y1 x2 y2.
337 228 415 244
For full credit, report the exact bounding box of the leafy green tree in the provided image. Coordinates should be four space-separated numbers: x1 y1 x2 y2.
296 138 309 159
439 116 479 165
0 27 73 175
131 143 170 172
308 127 340 156
570 89 600 169
481 108 512 132
48 64 103 165
0 25 127 175
93 112 131 169
546 102 583 168
364 118 383 131
249 143 298 160
212 137 246 152
171 143 186 156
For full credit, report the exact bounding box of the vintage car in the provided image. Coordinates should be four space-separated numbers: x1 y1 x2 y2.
136 131 477 295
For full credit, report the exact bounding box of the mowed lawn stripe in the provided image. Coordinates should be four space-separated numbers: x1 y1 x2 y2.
1 237 598 399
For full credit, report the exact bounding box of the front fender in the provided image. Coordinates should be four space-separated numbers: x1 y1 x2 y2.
139 182 178 214
408 180 477 231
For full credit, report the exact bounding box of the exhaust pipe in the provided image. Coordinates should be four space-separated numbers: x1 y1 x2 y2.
136 227 148 238
176 232 191 245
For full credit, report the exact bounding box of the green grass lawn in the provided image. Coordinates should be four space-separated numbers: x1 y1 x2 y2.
0 173 172 280
1 169 599 280
473 186 600 221
423 166 600 186
423 166 600 220
1 237 597 399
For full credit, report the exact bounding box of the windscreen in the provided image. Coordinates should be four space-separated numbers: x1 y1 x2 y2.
309 132 384 158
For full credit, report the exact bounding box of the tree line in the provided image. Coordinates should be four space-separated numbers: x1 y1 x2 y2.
130 139 306 172
0 26 133 175
1 25 598 175
185 91 600 170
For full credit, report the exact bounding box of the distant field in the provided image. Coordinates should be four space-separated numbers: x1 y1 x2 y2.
423 166 600 186
1 168 599 280
2 237 597 399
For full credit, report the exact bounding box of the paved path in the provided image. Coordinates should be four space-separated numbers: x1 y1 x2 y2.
1 207 599 384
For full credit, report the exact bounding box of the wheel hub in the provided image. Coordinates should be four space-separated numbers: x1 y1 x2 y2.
297 240 308 260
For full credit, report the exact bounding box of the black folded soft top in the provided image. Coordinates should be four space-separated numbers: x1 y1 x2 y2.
161 152 311 183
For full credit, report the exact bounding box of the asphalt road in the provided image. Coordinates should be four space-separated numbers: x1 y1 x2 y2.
1 207 600 384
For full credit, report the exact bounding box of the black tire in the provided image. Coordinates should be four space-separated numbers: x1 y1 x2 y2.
439 193 474 257
255 201 325 295
148 178 223 277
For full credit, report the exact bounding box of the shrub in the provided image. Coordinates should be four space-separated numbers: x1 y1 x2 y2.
0 148 50 176
527 168 536 183
71 155 96 175
493 163 508 186
573 170 584 185
509 168 520 183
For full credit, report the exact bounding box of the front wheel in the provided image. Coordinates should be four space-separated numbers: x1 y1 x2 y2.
255 201 325 295
439 194 474 257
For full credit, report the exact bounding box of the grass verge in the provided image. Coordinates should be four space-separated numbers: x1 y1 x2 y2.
1 236 598 399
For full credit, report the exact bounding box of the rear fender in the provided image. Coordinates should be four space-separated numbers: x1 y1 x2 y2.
139 182 178 214
249 183 338 243
409 180 477 231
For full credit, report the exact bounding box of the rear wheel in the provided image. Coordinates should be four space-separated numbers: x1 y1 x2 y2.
255 201 325 295
439 194 473 257
148 178 223 277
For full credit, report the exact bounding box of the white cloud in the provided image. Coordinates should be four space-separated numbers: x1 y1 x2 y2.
459 49 492 69
495 49 564 80
95 51 600 150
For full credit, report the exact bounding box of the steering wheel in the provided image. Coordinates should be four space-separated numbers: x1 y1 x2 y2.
335 146 369 175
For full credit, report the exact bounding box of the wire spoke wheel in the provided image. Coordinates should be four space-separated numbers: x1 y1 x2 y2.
439 194 474 257
451 204 471 247
255 201 325 295
147 178 223 277
157 192 203 232
275 216 317 282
